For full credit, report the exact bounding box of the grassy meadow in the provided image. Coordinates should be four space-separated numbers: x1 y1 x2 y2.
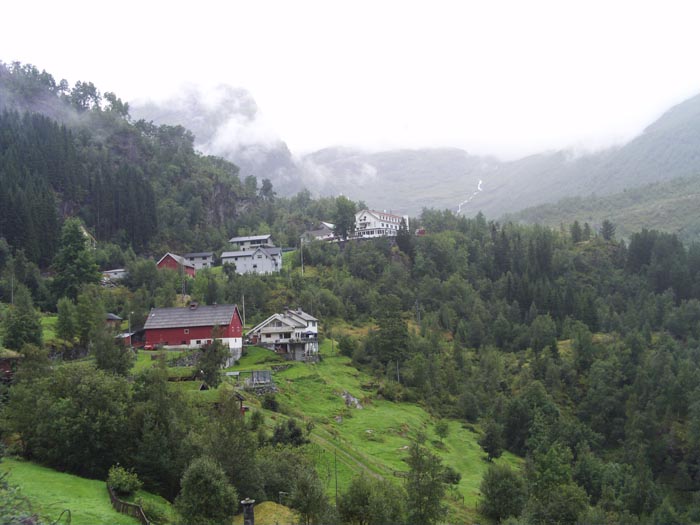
24 320 516 522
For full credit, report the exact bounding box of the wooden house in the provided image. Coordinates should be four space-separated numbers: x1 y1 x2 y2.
143 303 243 362
156 252 196 277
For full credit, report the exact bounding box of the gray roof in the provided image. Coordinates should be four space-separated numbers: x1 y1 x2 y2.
144 304 238 330
287 309 317 322
221 247 281 259
229 234 272 243
184 252 214 258
106 313 123 321
248 309 317 335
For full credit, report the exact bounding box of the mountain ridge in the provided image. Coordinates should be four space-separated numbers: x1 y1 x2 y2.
133 85 700 218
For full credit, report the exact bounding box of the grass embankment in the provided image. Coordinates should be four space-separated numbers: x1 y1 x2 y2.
40 315 57 341
228 342 518 523
232 501 296 525
0 458 172 525
129 341 520 522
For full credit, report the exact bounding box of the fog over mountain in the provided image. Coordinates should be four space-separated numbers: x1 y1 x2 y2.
132 86 700 218
130 85 303 194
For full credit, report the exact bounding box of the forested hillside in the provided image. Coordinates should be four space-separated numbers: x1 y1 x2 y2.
506 173 700 244
5 60 700 524
0 61 327 268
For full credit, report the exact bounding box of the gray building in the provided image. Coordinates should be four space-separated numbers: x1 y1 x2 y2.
228 234 274 251
184 252 215 270
220 247 282 274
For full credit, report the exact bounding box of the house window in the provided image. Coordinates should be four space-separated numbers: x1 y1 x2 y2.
184 328 190 334
196 340 201 345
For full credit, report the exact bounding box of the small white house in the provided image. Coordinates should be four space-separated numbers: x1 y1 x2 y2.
228 234 275 251
220 247 282 274
247 308 319 361
354 209 409 239
102 268 127 280
184 252 215 270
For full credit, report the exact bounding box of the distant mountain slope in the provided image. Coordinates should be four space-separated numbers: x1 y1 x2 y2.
130 83 700 218
299 147 499 215
506 173 700 243
302 94 700 217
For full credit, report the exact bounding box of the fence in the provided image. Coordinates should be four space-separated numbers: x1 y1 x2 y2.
107 485 150 525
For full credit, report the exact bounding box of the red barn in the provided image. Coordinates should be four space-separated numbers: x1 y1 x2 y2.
143 303 243 361
156 252 196 278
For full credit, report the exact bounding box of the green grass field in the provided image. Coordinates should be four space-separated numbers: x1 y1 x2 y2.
236 340 519 523
41 314 57 341
56 338 516 522
0 458 149 525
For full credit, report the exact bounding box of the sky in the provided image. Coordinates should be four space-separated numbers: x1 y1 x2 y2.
4 0 700 158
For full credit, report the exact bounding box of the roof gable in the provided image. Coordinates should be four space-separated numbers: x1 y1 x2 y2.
156 252 195 269
248 309 316 335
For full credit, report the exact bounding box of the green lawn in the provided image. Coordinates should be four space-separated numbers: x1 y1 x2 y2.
41 314 57 341
252 339 519 523
0 458 149 525
282 250 298 271
127 339 520 522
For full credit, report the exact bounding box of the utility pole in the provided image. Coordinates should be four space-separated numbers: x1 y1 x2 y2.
300 237 304 276
334 450 338 509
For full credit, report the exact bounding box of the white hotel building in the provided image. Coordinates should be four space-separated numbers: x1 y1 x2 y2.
353 209 409 239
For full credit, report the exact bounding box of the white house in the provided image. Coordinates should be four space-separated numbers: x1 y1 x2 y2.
220 247 282 274
228 234 275 251
184 252 215 270
247 308 319 361
354 209 409 239
102 268 127 280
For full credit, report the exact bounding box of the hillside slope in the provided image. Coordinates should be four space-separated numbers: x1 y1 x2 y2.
506 173 700 243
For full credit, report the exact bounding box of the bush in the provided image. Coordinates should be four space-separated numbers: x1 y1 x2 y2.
271 419 308 447
175 456 238 525
137 497 169 524
108 465 142 496
249 410 265 430
262 393 279 412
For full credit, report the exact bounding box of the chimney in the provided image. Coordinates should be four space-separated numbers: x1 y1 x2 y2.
189 301 199 310
241 498 255 525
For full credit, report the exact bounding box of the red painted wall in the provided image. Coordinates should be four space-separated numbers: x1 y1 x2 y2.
145 307 243 347
157 254 195 277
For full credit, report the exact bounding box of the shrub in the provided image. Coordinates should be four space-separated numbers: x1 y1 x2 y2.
249 410 265 430
137 497 169 524
262 393 279 412
271 419 308 447
108 465 143 496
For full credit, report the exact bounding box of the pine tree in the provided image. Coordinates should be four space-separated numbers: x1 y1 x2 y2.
52 218 100 300
2 284 42 350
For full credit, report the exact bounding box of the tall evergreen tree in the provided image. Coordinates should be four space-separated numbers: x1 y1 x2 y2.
52 218 100 300
2 284 42 350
